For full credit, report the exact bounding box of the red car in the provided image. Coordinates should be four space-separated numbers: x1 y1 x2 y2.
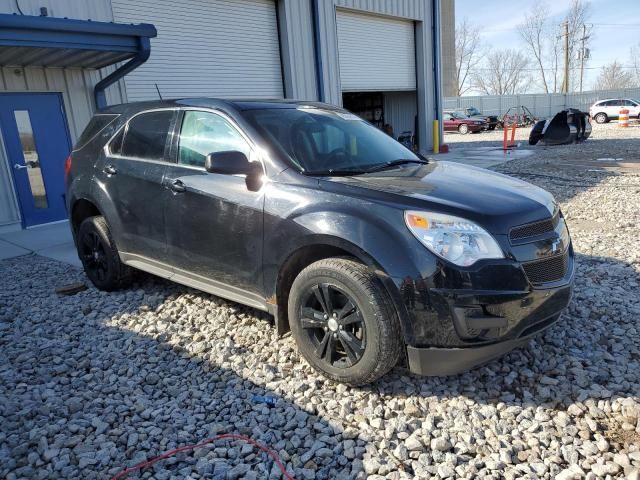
443 111 486 134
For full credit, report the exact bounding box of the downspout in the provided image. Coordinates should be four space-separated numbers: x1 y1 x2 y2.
431 0 443 150
311 0 325 102
94 36 152 110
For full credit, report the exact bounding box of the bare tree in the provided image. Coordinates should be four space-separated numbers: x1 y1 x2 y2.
472 49 530 95
519 2 551 93
454 18 482 96
630 42 640 86
518 0 591 93
593 60 635 90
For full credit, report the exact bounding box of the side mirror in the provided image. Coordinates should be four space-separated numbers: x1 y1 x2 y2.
204 150 264 192
205 150 251 175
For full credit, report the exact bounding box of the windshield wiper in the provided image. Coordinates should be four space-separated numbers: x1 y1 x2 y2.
362 158 428 173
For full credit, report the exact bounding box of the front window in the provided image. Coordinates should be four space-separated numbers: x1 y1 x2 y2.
242 107 420 174
178 111 251 168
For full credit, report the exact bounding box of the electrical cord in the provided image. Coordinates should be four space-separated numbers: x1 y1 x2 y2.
110 433 296 480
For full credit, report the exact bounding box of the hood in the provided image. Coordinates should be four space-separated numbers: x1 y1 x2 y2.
326 161 556 233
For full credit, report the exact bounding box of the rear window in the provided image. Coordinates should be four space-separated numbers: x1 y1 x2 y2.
121 110 177 161
75 114 119 149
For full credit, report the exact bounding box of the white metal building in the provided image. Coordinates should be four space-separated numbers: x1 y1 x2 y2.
0 0 442 231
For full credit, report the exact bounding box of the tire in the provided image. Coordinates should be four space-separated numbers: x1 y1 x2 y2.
488 125 496 131
594 113 608 124
458 124 469 134
288 258 402 385
77 216 132 291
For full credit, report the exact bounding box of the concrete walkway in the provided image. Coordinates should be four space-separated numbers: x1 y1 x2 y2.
0 221 81 267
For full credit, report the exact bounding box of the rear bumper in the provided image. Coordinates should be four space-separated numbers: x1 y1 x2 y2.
406 313 560 376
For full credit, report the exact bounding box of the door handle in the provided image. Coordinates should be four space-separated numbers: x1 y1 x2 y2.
13 163 28 170
169 179 186 193
103 165 117 175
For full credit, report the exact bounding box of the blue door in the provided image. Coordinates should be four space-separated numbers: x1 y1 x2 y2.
0 93 71 227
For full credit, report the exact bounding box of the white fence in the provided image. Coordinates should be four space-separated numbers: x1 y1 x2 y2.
443 88 640 119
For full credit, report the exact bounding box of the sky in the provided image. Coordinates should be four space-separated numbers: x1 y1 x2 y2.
454 0 640 94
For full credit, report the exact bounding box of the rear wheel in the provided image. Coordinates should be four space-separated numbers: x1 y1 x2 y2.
594 112 608 124
288 258 402 385
458 124 469 134
77 216 132 291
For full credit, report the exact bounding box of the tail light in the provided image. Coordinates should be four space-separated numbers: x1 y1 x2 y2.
64 154 72 179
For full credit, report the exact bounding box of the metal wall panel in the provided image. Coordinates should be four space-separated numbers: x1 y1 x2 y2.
384 91 417 138
278 0 318 100
111 0 284 100
335 0 424 20
336 10 416 92
0 0 114 21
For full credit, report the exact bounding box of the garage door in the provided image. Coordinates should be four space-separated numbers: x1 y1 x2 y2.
336 10 416 92
111 0 283 101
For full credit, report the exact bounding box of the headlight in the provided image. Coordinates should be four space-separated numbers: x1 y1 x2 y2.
404 211 504 266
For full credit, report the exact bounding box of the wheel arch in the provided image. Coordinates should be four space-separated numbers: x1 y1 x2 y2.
70 197 104 238
272 235 410 345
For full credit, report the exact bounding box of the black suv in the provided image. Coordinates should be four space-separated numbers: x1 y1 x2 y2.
66 99 574 385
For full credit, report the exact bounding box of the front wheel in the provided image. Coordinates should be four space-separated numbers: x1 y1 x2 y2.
77 216 132 291
288 258 402 385
458 124 470 134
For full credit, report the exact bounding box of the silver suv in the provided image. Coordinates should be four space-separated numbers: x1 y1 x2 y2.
589 98 640 124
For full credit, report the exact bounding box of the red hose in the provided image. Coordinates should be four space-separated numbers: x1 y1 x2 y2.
110 433 295 480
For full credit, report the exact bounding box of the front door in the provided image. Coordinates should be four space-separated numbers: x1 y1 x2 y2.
163 109 265 303
0 93 71 227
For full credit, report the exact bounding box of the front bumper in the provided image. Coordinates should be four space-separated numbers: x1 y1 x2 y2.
405 277 573 376
407 313 560 375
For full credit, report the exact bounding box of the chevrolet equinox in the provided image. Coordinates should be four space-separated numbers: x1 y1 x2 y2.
66 99 575 385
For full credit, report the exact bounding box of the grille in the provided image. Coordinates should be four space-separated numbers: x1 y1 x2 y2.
510 212 560 242
522 252 570 285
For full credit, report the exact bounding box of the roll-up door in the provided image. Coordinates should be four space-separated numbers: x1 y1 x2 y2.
336 10 416 92
111 0 283 101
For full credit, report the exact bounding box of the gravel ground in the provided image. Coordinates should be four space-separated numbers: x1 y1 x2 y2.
2 124 640 479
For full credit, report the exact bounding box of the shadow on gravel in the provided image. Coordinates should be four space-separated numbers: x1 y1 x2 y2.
0 256 355 480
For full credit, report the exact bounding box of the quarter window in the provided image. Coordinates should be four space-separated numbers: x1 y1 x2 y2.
178 111 250 167
121 110 176 161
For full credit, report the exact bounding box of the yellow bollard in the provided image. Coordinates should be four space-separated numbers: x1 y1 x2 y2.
433 120 440 154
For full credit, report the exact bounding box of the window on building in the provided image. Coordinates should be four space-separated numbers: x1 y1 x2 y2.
178 111 250 168
121 110 176 160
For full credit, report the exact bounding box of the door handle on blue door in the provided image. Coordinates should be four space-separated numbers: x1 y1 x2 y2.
169 179 186 193
103 165 117 175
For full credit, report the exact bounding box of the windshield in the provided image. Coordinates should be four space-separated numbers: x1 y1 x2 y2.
451 112 468 119
241 107 421 174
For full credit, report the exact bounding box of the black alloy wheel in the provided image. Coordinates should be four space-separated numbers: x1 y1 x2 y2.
299 283 366 369
77 216 131 291
80 230 109 283
288 258 402 385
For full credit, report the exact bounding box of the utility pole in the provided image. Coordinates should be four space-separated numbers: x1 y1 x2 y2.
579 24 590 94
562 21 569 94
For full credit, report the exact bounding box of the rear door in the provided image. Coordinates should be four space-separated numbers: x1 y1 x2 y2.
162 109 265 304
605 100 623 118
101 109 177 264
